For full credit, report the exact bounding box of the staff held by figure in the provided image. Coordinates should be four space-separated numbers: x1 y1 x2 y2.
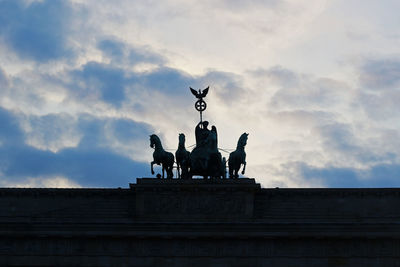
190 86 209 123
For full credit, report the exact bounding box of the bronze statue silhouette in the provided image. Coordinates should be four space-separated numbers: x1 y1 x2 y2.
191 86 209 122
175 133 190 179
209 125 218 154
228 133 248 179
190 121 224 179
195 121 210 147
190 86 209 99
150 134 174 179
222 157 227 179
147 86 250 180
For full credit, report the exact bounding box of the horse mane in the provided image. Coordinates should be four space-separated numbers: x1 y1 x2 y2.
237 133 248 149
150 134 160 141
150 134 162 147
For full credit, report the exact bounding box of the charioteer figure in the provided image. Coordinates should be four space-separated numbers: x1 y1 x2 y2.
188 87 224 179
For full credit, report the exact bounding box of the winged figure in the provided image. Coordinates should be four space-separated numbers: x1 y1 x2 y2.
190 86 209 99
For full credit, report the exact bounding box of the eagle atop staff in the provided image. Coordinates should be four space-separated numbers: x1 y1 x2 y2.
190 86 209 99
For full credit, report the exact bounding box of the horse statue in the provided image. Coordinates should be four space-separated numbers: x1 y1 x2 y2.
175 133 190 179
228 133 248 179
149 134 174 179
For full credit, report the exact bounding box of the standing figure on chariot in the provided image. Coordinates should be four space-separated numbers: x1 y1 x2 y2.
191 120 223 178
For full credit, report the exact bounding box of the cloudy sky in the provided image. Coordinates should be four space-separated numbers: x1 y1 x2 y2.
0 0 400 188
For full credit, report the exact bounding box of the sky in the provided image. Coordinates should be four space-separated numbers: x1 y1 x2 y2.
1 0 400 188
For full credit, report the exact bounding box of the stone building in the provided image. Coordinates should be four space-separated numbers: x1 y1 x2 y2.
1 178 400 266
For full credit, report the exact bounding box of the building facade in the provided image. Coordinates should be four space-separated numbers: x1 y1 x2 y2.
1 178 400 266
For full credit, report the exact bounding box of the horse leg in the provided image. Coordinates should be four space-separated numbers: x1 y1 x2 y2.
167 164 172 179
151 161 155 175
234 167 239 179
177 163 181 179
241 162 246 175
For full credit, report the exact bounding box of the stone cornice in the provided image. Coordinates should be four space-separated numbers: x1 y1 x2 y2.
259 187 400 196
0 188 132 197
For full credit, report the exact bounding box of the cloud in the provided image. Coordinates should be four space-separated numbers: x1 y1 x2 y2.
0 175 81 188
1 0 400 189
23 112 80 152
358 89 400 120
301 163 400 188
267 66 350 111
0 107 153 187
98 39 125 63
69 62 127 107
268 110 336 128
201 71 245 102
0 144 148 187
141 67 196 95
356 58 400 120
75 114 154 161
0 0 74 62
359 59 400 90
300 163 359 187
0 67 9 88
220 0 281 10
98 38 166 66
0 107 24 146
314 123 357 155
67 52 200 108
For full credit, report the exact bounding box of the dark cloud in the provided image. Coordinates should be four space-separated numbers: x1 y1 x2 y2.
142 67 195 95
300 163 359 187
0 67 9 88
0 108 152 187
367 164 400 186
0 107 23 146
26 113 76 146
140 68 245 102
359 59 400 90
98 39 165 65
313 123 394 165
358 90 400 120
70 62 126 107
1 144 148 187
0 0 73 62
301 163 400 188
98 39 125 62
76 113 152 150
316 123 357 153
109 118 150 142
68 61 198 108
65 45 246 109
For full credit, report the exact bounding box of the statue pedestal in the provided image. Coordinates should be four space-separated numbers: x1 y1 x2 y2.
130 178 261 221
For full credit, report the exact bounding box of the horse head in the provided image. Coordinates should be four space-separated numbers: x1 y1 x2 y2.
178 133 186 145
237 133 249 148
150 134 159 148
